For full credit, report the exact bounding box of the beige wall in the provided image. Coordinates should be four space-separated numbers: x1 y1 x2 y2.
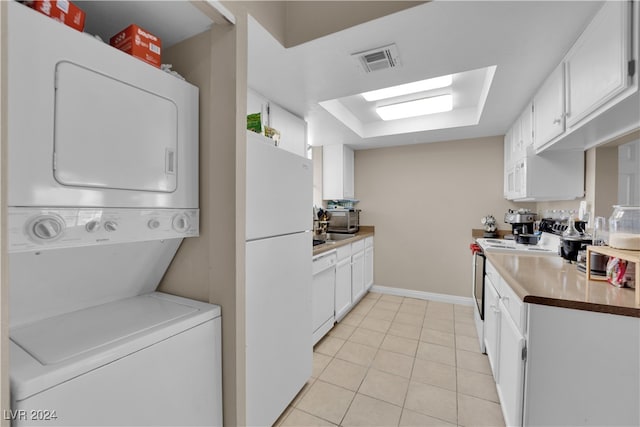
237 1 424 48
354 136 534 298
158 12 247 425
284 1 424 47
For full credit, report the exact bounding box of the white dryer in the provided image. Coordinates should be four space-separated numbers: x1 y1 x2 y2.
7 1 198 209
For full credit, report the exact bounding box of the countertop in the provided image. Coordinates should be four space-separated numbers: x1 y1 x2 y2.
485 251 639 318
313 226 374 256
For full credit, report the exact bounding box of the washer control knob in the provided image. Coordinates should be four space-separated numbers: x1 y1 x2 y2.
148 219 161 230
104 221 118 232
172 213 190 233
85 220 100 233
30 215 65 241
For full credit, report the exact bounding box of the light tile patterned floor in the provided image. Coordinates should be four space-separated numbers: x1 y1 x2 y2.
275 292 505 427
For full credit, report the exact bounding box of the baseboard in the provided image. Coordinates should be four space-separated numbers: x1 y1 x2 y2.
370 285 474 306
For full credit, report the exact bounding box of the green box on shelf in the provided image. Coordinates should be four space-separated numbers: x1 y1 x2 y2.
247 113 262 133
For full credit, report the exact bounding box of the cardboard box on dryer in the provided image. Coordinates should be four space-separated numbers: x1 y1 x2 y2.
27 0 86 32
110 24 162 68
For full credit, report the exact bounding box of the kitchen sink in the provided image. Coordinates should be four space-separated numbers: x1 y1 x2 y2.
325 233 356 242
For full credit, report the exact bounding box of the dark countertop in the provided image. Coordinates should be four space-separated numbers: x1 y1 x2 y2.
485 251 639 318
313 226 374 256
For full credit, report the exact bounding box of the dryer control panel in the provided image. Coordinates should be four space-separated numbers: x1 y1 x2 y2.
8 208 199 253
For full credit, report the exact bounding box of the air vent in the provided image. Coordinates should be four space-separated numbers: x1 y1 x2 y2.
352 44 401 73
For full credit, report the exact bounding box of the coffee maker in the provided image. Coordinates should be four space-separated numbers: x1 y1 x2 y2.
504 209 537 240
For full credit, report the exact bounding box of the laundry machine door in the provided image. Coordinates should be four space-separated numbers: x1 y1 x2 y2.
53 62 178 193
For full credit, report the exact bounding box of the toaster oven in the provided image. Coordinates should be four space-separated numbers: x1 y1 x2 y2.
327 209 360 233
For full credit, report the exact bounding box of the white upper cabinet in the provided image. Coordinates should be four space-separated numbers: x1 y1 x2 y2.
323 145 355 200
533 64 565 150
247 88 307 158
269 104 307 158
504 150 584 201
519 102 534 154
533 1 637 152
565 1 630 129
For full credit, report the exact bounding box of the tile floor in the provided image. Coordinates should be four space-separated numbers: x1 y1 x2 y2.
275 292 506 427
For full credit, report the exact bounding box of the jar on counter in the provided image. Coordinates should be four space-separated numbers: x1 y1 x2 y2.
608 206 640 250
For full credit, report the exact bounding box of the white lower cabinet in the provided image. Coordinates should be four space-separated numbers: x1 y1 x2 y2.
483 273 501 381
313 236 374 342
485 259 639 427
496 299 525 427
364 237 374 291
334 245 353 322
524 304 639 427
485 259 526 426
351 240 366 303
311 251 336 345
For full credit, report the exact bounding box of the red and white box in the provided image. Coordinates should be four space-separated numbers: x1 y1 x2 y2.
28 0 86 32
110 24 162 68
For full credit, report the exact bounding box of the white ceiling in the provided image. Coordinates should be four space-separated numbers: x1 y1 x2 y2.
76 1 213 47
319 65 496 138
248 1 604 150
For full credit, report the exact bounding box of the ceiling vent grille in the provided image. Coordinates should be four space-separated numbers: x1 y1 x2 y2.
352 44 401 73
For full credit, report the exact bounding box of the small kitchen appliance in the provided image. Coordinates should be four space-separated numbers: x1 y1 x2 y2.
504 209 537 239
327 208 360 233
558 217 592 263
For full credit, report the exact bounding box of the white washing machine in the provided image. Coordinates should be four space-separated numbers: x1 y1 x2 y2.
10 293 222 427
6 3 221 426
7 209 222 427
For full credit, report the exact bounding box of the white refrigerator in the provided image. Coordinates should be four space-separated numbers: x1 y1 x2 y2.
245 131 313 427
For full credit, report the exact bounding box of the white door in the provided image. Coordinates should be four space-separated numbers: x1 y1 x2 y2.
618 140 640 205
245 232 312 427
54 62 178 193
335 257 352 321
364 246 374 290
484 276 501 381
533 64 565 149
497 300 526 427
351 251 365 302
246 131 312 240
565 1 628 128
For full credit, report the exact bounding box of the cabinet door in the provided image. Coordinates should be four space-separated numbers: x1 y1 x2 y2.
335 257 353 321
505 166 516 200
269 103 307 158
343 146 355 199
484 277 501 381
520 103 533 153
533 64 565 150
565 1 629 128
322 145 344 200
351 251 365 302
514 159 526 199
364 245 374 290
497 300 526 427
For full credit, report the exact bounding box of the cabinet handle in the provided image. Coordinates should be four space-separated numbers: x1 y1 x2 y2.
553 118 562 125
502 296 509 304
490 304 500 313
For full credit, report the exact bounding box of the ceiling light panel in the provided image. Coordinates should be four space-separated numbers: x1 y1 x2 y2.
361 75 453 101
376 94 453 121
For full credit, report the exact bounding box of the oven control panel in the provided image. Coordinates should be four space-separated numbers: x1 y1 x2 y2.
8 208 199 252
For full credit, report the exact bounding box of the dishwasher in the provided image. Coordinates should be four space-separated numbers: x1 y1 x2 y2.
312 251 337 345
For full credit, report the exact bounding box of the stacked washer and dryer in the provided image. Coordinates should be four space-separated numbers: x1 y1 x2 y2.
6 3 222 426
